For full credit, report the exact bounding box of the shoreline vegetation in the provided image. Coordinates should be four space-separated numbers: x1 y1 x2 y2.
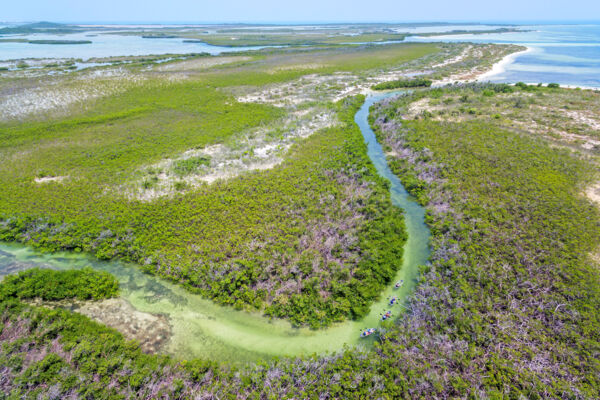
27 40 92 45
0 268 119 301
475 46 533 82
418 27 526 37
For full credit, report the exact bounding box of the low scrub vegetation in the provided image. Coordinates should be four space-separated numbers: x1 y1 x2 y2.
172 156 211 176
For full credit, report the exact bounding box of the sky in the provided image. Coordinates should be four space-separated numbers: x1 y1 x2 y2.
2 0 600 24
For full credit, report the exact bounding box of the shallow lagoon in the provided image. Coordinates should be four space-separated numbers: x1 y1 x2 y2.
0 31 267 61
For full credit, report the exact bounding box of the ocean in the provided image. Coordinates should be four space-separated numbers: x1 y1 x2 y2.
406 24 600 88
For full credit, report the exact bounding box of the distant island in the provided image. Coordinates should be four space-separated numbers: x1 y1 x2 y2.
418 27 526 37
27 39 92 45
0 38 91 45
0 21 81 35
142 34 179 39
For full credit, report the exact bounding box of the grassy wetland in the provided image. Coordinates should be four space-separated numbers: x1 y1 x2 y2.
1 29 598 398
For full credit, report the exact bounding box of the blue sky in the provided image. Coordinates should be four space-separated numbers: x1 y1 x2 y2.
2 0 599 23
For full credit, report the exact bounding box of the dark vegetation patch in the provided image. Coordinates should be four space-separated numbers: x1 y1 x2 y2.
418 27 525 37
27 40 92 45
142 34 179 39
0 268 119 301
0 300 206 398
372 77 432 90
0 22 80 35
172 156 211 176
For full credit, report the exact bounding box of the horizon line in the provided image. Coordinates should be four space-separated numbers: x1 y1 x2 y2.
3 19 600 26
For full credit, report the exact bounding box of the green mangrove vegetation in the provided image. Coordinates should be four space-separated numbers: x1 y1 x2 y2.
1 81 598 398
0 90 406 328
372 77 432 90
0 268 119 301
367 84 600 398
0 43 448 328
27 40 92 45
0 299 196 398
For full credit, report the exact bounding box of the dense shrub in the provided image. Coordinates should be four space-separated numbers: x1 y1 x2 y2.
0 267 119 301
372 78 432 90
172 156 211 176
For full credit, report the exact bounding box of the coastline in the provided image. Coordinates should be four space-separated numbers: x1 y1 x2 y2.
474 46 599 90
437 46 599 90
429 46 532 87
476 46 534 81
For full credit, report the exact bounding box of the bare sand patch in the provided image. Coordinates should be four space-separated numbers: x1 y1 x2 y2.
404 98 432 119
0 68 147 121
124 108 339 200
432 45 526 86
430 45 473 69
34 176 66 184
77 298 171 353
564 109 600 131
157 56 251 72
586 181 600 206
26 297 171 353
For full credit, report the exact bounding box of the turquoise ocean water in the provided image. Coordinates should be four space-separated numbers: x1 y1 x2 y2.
406 24 600 88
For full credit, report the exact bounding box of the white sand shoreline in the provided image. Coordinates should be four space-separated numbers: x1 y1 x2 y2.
452 46 600 90
476 46 534 81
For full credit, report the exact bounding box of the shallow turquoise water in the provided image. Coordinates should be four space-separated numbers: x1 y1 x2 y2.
407 24 600 88
0 31 269 61
0 91 429 364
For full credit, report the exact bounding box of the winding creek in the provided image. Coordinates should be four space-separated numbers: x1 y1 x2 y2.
0 92 430 365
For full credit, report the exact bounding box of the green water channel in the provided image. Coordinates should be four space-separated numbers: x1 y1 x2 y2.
0 92 430 365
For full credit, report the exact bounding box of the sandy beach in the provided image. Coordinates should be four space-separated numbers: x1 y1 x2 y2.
476 46 534 81
475 46 600 90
